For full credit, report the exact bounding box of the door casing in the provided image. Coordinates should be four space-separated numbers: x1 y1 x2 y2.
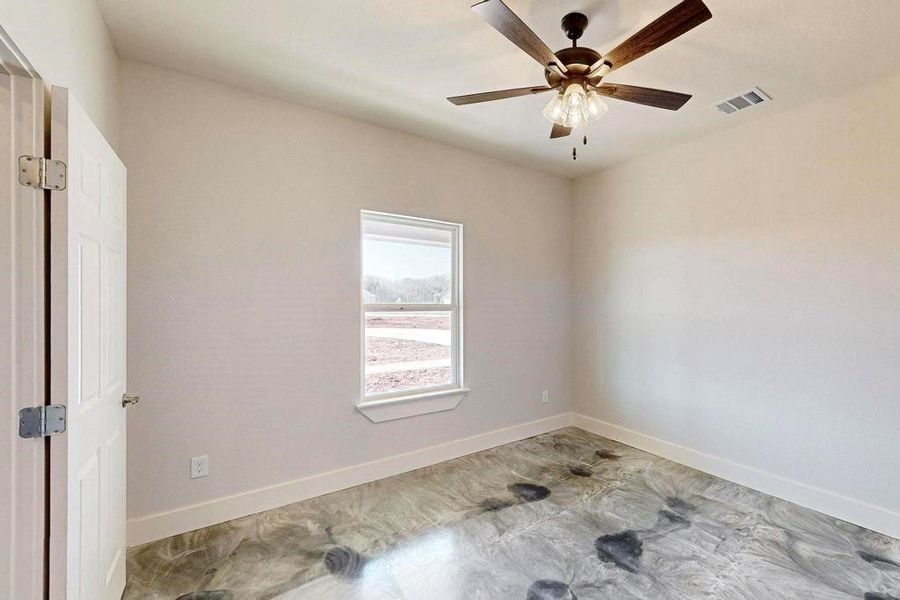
0 24 48 600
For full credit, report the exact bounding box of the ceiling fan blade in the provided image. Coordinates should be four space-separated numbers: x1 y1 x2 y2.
447 86 554 106
471 0 568 74
599 0 711 73
592 83 692 110
550 123 572 139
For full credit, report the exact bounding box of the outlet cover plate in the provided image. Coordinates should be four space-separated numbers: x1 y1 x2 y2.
190 455 209 479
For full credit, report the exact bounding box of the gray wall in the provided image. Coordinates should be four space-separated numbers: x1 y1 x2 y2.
0 0 120 146
121 61 574 523
574 74 900 533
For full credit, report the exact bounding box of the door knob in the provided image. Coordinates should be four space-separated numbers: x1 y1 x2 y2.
122 394 141 408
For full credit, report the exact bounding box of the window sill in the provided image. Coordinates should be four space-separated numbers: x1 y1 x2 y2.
356 388 469 423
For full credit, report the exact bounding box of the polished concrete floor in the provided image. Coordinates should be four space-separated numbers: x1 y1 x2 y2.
125 427 899 599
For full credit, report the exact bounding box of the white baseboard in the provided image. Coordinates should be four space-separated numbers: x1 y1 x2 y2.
126 412 575 546
572 413 899 539
127 411 898 546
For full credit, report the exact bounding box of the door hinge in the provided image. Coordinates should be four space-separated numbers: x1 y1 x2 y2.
18 405 67 438
18 155 67 191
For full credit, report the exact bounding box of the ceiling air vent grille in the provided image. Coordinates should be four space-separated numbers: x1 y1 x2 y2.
714 87 771 115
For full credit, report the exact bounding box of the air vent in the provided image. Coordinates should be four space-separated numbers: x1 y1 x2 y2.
713 87 771 115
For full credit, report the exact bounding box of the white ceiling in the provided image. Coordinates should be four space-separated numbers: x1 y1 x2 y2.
98 0 900 178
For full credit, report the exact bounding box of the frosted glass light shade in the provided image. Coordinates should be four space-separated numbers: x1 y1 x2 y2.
585 89 608 119
543 83 608 129
542 93 565 124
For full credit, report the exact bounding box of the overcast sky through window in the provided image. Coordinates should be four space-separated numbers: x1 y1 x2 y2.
363 239 450 280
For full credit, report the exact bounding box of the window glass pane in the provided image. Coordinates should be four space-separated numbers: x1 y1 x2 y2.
365 311 452 395
363 219 452 304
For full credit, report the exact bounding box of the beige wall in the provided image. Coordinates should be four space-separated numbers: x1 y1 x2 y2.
120 60 573 522
0 0 120 146
574 74 900 527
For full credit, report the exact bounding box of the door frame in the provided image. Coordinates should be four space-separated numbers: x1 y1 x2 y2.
0 25 48 600
48 84 69 600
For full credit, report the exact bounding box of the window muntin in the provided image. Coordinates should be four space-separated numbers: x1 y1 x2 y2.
361 211 462 400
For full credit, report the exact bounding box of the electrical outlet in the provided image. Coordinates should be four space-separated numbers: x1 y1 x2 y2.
542 390 549 404
190 455 209 479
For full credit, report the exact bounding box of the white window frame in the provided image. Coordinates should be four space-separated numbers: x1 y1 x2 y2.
357 210 467 422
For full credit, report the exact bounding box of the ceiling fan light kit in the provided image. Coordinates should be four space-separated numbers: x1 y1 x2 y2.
448 0 713 142
543 83 609 129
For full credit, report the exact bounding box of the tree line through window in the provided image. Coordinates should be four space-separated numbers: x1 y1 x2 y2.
363 274 450 304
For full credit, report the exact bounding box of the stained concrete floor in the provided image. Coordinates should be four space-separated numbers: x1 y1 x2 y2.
125 427 900 599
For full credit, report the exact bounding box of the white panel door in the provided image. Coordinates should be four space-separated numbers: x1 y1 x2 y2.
49 86 128 600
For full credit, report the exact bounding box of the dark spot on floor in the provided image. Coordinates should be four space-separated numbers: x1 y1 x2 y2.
323 546 366 579
509 483 552 502
203 567 217 576
595 530 643 573
864 593 900 600
176 592 234 600
525 579 577 599
569 465 593 477
659 509 690 526
595 450 620 460
858 551 900 568
665 496 697 512
480 497 515 512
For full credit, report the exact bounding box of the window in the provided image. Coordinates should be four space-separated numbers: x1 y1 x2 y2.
359 211 464 417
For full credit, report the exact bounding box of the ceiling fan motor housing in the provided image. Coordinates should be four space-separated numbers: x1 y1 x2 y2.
544 46 604 87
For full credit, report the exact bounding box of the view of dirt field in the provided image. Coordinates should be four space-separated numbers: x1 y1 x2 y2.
365 338 447 364
364 367 451 394
365 313 450 330
364 312 452 393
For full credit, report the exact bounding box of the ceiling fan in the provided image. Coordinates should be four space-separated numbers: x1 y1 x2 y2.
448 0 712 139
